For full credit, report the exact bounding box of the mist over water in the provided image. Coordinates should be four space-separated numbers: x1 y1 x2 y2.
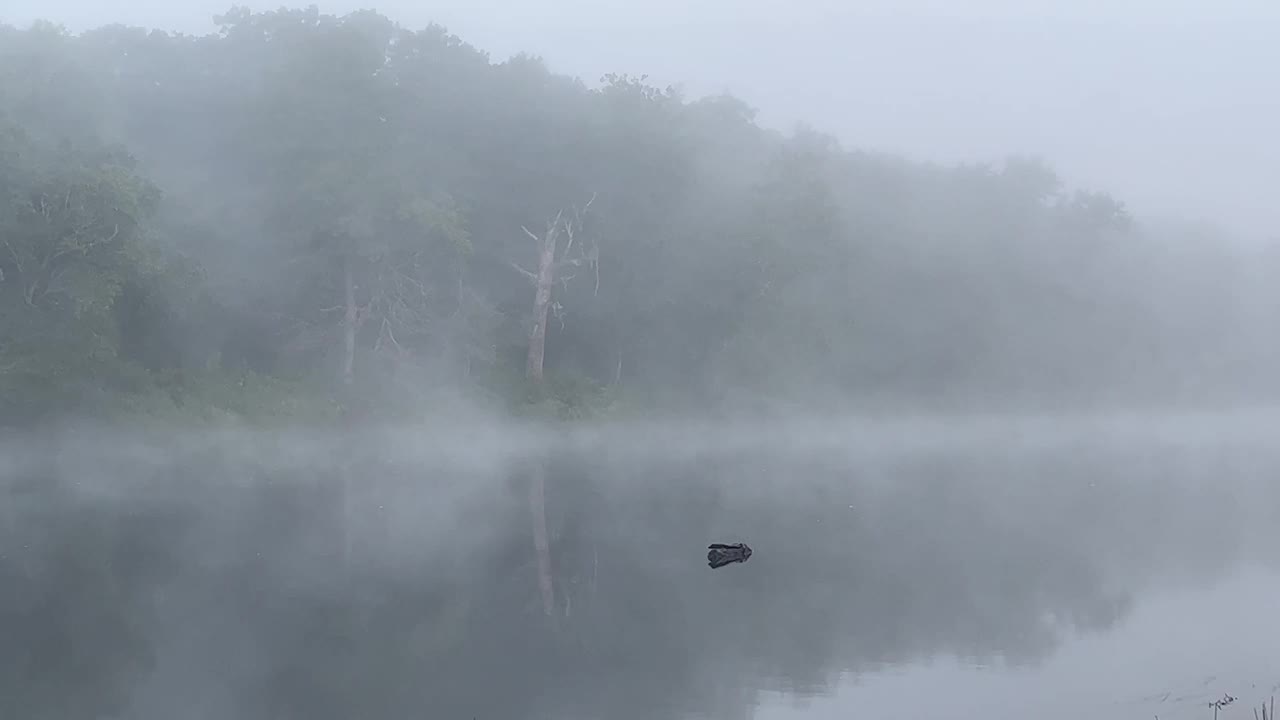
3 414 1278 720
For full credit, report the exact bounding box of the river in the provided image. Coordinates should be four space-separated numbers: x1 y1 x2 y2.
1 414 1277 720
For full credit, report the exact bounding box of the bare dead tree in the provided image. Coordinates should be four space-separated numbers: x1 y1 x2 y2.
529 461 557 630
509 194 598 627
341 254 359 386
511 193 599 383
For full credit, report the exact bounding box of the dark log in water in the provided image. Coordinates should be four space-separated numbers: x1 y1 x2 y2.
708 542 753 569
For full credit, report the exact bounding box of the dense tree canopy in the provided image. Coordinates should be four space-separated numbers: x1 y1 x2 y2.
0 5 1274 423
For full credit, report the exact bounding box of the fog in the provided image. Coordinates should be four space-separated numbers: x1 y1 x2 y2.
4 417 1280 719
2 2 1280 720
7 0 1280 240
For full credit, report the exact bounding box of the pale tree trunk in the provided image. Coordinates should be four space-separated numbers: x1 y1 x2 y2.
526 233 558 625
525 231 557 382
613 337 624 387
339 462 352 580
529 462 557 629
526 230 557 624
516 197 595 630
341 254 357 387
339 254 357 580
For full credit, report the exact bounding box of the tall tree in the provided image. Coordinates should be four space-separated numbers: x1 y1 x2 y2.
0 123 164 416
510 195 598 627
513 195 599 383
219 8 472 391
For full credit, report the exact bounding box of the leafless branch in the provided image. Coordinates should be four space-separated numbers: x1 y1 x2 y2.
562 220 576 257
521 226 540 242
40 265 73 300
393 268 430 297
375 316 408 358
551 301 566 331
509 261 538 285
3 240 23 274
385 321 404 354
43 224 120 269
554 257 583 273
448 276 465 321
354 299 375 328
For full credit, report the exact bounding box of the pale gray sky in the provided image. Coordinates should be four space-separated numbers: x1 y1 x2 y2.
6 0 1279 241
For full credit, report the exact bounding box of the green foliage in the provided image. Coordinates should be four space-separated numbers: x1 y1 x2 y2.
474 361 615 421
0 121 168 420
86 367 342 426
530 369 617 421
0 6 1269 424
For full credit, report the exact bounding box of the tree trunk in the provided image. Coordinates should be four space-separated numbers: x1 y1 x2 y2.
526 233 557 382
529 462 556 629
522 213 576 631
525 237 557 627
339 257 356 582
340 463 352 581
613 339 624 387
341 254 357 386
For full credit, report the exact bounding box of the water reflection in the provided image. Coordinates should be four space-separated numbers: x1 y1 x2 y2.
758 568 1280 720
0 422 1277 720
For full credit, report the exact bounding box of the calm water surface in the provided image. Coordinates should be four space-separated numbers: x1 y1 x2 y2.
758 568 1280 720
2 416 1278 720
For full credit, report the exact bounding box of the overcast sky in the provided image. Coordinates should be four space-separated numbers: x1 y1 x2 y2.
5 0 1279 241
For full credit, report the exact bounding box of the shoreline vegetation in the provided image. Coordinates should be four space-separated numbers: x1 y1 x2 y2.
3 6 1279 430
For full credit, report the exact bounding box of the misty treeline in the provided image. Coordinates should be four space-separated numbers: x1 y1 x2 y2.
4 6 1276 425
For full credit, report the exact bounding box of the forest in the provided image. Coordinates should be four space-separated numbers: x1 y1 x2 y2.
3 5 1276 427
